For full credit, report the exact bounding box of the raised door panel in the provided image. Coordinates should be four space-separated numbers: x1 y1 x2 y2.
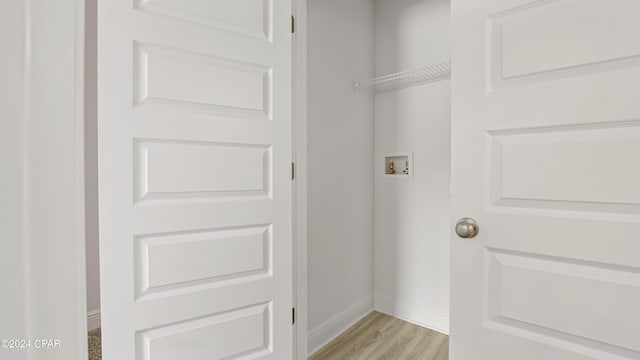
489 0 640 87
483 0 640 133
135 225 272 298
134 139 271 202
138 303 271 360
488 126 640 209
486 250 640 359
135 43 272 118
135 0 271 39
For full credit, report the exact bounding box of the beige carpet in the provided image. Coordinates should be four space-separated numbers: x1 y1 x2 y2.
88 328 101 360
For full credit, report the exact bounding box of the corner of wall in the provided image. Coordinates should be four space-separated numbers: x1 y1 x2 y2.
374 294 449 335
307 294 374 357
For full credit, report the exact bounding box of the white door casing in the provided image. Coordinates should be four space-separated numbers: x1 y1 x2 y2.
98 0 292 359
451 0 640 359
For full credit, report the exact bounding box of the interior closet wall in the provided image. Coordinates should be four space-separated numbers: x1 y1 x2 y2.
307 0 375 352
373 0 451 333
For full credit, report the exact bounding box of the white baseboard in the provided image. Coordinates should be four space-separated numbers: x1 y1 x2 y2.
307 294 373 357
374 294 449 335
87 309 101 331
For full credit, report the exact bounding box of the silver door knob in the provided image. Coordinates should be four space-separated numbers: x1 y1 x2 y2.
455 218 479 238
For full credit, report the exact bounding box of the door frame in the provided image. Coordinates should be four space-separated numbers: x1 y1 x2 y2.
293 0 309 358
2 0 89 358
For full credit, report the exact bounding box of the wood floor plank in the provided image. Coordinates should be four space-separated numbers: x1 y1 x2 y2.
350 317 404 360
312 312 397 360
412 332 449 360
310 312 449 360
311 312 384 358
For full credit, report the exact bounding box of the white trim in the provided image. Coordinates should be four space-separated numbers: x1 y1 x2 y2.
21 1 88 358
22 0 32 348
307 295 374 357
87 310 101 331
293 0 308 359
374 293 449 335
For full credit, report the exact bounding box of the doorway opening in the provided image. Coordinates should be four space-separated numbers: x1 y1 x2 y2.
300 0 451 357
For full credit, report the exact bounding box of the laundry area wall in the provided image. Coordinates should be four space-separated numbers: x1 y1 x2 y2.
306 0 451 355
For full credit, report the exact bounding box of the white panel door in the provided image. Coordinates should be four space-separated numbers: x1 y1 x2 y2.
98 0 292 359
451 0 640 359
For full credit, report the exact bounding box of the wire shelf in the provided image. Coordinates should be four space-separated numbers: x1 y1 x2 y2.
353 61 451 93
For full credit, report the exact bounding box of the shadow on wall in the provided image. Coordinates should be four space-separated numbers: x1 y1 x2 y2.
85 0 101 327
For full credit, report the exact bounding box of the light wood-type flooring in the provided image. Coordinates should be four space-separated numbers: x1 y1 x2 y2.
310 311 449 360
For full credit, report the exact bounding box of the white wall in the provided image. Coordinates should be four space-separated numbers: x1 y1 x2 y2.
373 0 451 334
0 2 28 358
85 0 101 328
0 0 88 359
307 0 375 353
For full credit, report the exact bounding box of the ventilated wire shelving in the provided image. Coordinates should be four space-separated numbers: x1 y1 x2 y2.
353 60 451 93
